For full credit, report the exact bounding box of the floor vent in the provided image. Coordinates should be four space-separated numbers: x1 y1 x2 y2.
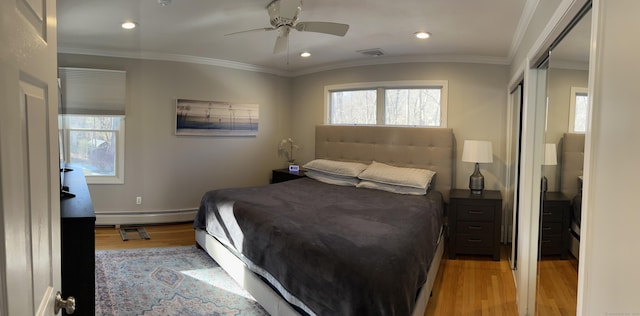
119 227 151 241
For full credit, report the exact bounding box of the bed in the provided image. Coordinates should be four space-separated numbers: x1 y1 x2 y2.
194 125 454 316
559 133 585 259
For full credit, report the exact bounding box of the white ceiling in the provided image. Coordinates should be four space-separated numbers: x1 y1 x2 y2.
57 0 533 76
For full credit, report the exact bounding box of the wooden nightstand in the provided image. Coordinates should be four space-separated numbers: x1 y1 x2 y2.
271 168 306 183
540 192 571 259
448 189 502 260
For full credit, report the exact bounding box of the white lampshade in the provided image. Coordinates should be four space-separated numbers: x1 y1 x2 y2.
544 143 558 166
461 140 493 163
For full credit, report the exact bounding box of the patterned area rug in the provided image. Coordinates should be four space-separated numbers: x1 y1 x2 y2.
95 246 268 316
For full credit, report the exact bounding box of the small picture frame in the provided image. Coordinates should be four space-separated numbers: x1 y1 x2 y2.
288 165 300 172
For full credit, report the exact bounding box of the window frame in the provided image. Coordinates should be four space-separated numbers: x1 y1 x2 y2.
324 80 448 127
60 114 126 184
568 86 588 133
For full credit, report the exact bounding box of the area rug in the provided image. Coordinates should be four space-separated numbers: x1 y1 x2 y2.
95 246 269 316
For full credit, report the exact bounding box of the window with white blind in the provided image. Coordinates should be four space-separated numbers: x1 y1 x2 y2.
325 81 448 127
58 67 126 184
569 87 588 133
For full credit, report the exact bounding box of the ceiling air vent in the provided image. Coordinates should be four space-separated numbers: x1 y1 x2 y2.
357 48 385 57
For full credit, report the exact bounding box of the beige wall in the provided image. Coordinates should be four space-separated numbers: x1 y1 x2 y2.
290 62 510 192
580 0 640 313
58 54 292 215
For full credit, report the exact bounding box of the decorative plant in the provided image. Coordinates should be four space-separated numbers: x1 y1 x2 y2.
278 138 300 164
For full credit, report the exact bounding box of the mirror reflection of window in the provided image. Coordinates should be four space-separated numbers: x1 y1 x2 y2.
569 87 588 133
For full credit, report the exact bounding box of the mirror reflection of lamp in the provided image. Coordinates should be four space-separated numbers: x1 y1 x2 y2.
542 143 558 192
461 140 494 195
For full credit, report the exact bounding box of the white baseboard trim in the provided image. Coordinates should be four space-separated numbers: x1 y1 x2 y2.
95 208 197 226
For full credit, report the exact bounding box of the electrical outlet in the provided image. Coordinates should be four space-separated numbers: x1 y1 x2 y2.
136 196 142 205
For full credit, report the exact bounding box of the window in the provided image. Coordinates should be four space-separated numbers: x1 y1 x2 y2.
325 81 448 127
58 67 126 184
60 115 125 184
569 87 588 133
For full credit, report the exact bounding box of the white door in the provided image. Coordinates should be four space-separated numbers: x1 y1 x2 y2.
0 0 64 315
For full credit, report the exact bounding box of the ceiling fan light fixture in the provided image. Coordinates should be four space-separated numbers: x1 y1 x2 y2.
300 51 311 58
121 21 137 30
415 31 431 39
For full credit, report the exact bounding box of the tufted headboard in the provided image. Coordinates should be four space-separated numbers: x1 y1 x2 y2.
315 125 454 203
560 133 585 198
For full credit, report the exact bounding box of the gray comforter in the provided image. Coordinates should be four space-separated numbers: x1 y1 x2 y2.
194 178 443 316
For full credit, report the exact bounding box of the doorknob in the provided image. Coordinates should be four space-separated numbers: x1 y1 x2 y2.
55 291 76 314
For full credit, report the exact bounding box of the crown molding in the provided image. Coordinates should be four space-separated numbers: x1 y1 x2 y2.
59 47 511 78
57 47 291 77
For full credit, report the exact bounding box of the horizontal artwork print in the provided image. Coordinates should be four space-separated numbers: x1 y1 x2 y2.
176 99 259 136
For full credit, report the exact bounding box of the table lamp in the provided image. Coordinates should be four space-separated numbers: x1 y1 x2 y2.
461 140 493 194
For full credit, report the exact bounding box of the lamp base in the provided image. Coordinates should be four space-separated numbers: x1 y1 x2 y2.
469 162 485 195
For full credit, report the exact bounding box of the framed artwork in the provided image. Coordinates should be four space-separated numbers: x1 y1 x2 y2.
176 99 259 136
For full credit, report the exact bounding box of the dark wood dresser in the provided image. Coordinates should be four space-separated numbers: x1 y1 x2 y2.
60 166 95 315
540 191 571 259
448 189 502 260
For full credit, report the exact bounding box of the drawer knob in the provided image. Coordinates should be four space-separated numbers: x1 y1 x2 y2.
468 210 484 215
468 225 483 230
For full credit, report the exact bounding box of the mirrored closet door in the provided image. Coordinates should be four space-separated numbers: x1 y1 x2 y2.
536 4 591 315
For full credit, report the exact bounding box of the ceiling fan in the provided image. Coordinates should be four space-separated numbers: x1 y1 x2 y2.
226 0 350 54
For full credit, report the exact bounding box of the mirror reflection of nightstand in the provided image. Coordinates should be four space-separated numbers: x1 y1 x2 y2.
271 168 306 183
540 192 571 259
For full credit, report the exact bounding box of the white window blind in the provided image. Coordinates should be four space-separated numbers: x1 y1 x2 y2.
58 67 126 115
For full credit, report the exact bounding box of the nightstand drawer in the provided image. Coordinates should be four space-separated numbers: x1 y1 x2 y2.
457 221 493 235
541 206 563 222
540 222 563 235
456 234 494 250
540 234 563 254
457 204 495 221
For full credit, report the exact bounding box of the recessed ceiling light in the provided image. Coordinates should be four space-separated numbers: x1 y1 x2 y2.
121 21 137 30
300 51 311 58
415 32 431 39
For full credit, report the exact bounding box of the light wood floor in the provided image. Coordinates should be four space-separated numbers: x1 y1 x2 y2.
95 222 196 250
95 223 576 315
536 257 579 316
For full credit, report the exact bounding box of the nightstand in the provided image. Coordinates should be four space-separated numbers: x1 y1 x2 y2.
540 191 571 259
271 168 306 183
448 189 502 260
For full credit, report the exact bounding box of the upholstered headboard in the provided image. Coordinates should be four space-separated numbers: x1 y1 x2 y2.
315 125 454 202
560 133 585 198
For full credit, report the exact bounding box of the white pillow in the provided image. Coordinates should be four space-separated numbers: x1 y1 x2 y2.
302 159 369 177
305 170 360 187
358 161 436 190
357 180 427 195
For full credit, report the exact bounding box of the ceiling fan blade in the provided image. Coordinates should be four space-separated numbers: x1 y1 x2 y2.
294 22 349 37
224 27 276 36
273 27 290 54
